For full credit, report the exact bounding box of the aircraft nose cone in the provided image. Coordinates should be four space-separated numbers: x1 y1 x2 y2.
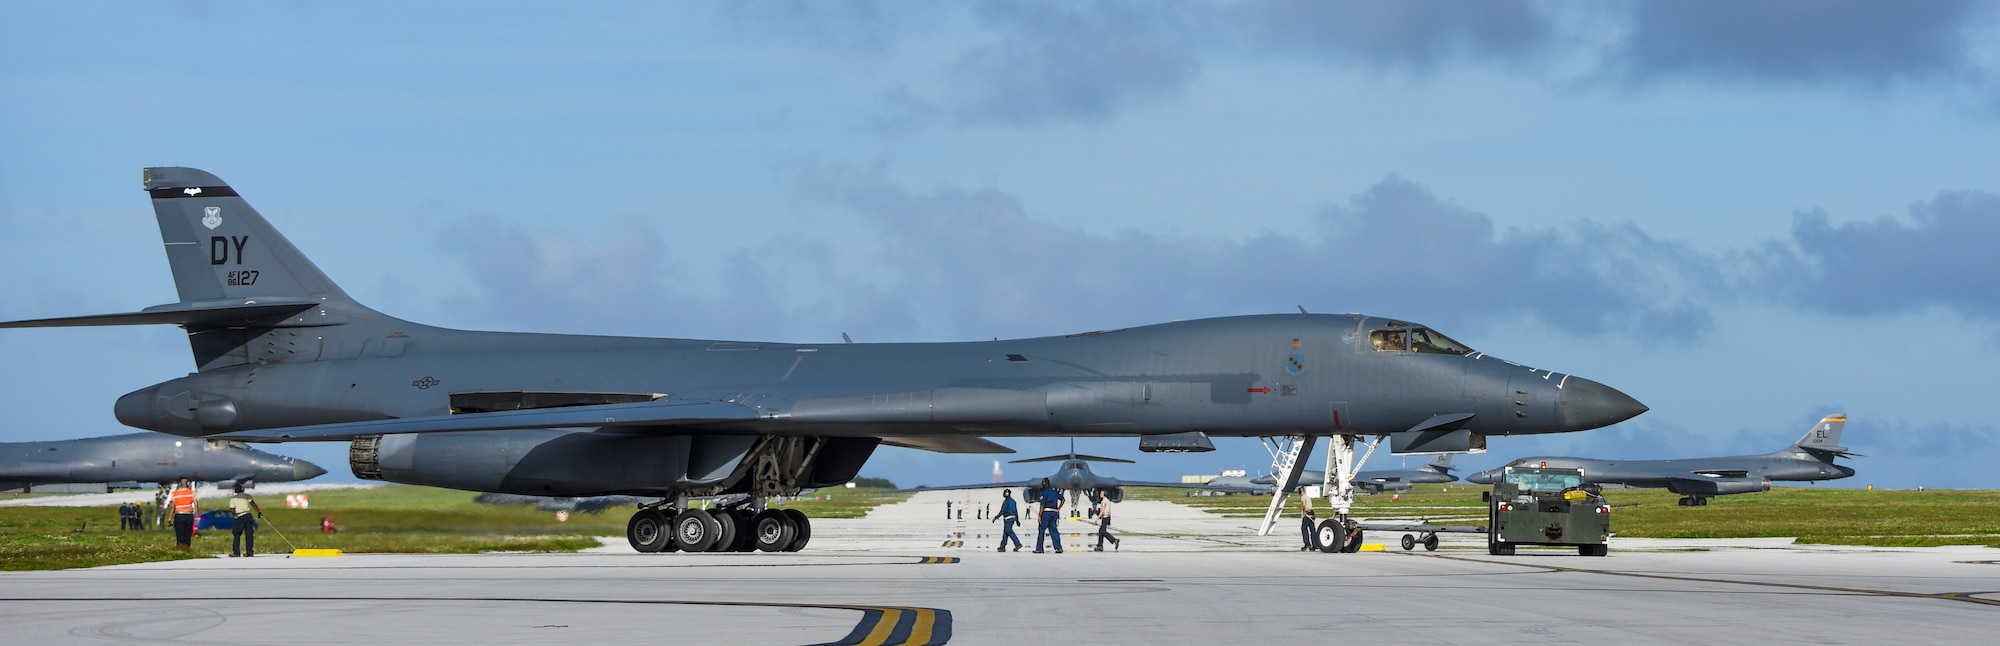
1466 469 1500 485
293 459 328 481
1560 377 1648 431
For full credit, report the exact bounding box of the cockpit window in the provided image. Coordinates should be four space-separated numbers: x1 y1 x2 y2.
206 440 252 451
1368 329 1407 352
1505 469 1582 492
1409 327 1473 355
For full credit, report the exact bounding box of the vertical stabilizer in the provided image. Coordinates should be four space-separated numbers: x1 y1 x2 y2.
1426 453 1455 472
1793 414 1848 454
143 167 358 307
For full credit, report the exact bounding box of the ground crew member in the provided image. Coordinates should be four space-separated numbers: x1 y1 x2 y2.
118 501 133 531
1300 494 1318 551
1094 498 1120 551
227 483 264 557
994 489 1022 552
1034 478 1064 553
170 479 197 549
945 499 952 519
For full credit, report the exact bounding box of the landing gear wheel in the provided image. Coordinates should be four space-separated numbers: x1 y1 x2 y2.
674 509 720 553
1401 534 1416 551
781 509 812 552
1423 534 1439 551
1341 529 1365 553
627 509 669 553
1315 519 1344 554
729 510 759 552
720 512 752 552
752 510 797 552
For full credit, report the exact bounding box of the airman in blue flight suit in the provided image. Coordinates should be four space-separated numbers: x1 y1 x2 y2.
994 488 1022 552
1034 478 1065 553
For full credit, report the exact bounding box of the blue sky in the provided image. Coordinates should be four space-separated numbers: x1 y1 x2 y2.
4 1 1999 490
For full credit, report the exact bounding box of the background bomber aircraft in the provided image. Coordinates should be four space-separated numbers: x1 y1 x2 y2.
0 167 1646 553
1213 454 1460 495
1466 414 1856 506
1 432 326 493
905 439 1213 515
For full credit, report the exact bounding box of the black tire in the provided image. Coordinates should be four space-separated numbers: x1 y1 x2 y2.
712 510 739 553
1490 542 1515 556
674 509 720 553
752 510 797 552
1423 534 1439 551
781 509 811 552
627 509 669 553
1401 534 1416 551
733 510 761 551
1341 529 1365 553
1315 519 1344 553
1582 543 1608 556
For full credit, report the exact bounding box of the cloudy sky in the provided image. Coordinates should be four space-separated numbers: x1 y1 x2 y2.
4 1 1998 490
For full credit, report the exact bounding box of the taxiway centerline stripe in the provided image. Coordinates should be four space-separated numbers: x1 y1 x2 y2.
0 596 957 644
860 608 903 645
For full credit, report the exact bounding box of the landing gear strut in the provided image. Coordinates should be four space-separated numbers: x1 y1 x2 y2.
622 435 836 554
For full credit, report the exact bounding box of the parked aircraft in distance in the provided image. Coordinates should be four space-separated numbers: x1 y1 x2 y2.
1 433 325 492
473 493 643 514
0 167 1646 553
1466 414 1856 506
904 441 1209 513
1209 454 1459 494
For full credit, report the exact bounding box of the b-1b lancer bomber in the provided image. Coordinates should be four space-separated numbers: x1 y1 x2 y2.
1 433 326 492
905 441 1213 515
0 167 1647 553
1467 414 1856 506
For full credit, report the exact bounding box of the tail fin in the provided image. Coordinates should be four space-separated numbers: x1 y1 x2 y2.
0 168 389 372
1426 454 1456 472
1792 414 1851 458
143 167 359 308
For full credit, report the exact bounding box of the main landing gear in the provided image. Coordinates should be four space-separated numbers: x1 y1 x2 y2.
628 501 813 554
1676 496 1710 507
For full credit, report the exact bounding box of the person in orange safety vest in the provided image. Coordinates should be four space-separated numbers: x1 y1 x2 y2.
171 479 197 549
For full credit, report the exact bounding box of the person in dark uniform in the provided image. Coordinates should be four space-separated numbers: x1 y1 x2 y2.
1034 478 1064 553
993 489 1022 552
118 501 133 531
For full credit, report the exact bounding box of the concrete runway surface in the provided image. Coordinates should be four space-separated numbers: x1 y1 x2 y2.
4 490 1996 645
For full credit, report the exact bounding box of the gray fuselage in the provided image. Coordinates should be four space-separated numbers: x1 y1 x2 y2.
0 433 325 487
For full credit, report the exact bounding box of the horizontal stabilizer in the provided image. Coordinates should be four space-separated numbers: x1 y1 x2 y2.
0 298 318 329
881 436 1016 454
215 399 757 442
1010 453 1134 464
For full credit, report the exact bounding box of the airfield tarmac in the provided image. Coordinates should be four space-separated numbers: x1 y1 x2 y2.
4 489 1996 645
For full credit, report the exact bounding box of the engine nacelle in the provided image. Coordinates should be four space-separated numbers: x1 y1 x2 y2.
350 430 756 496
1665 478 1771 496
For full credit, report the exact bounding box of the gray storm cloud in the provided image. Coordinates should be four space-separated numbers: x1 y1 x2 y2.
821 1 2000 125
445 165 2000 346
1752 191 2000 321
1609 0 1985 89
